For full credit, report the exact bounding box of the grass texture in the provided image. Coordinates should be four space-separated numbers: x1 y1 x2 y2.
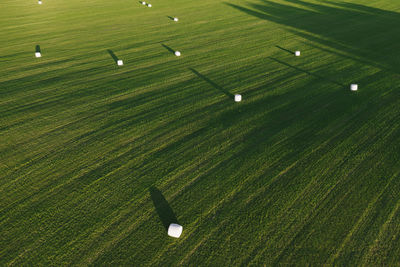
1 0 400 265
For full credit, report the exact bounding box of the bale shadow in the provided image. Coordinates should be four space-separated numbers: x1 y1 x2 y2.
149 186 178 231
161 43 176 54
269 57 345 88
276 45 294 55
167 16 175 21
35 45 41 53
189 68 235 99
107 49 119 63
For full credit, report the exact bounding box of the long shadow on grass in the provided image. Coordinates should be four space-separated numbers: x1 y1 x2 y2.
269 57 345 88
276 45 294 55
189 68 235 99
161 43 176 55
150 186 179 231
0 86 222 219
35 45 41 53
225 0 400 74
107 49 119 63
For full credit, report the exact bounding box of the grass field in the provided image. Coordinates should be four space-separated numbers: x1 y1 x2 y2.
1 0 400 265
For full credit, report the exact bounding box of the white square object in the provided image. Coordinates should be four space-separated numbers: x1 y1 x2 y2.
142 1 146 4
117 60 123 66
295 51 301 56
350 84 358 91
38 1 42 4
173 17 178 22
35 52 41 58
168 223 183 238
174 51 181 56
147 3 152 7
234 94 242 102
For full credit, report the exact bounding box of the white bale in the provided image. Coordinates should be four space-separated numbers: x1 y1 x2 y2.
35 52 41 58
38 1 42 4
168 223 183 238
350 84 358 91
234 94 242 102
117 60 123 66
142 1 146 4
295 51 301 56
175 51 181 57
147 3 152 7
173 17 178 22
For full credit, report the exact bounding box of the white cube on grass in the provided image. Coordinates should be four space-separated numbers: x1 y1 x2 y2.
175 51 181 57
174 17 178 22
142 1 146 4
117 60 123 66
295 51 301 56
234 94 242 102
350 84 358 91
147 3 152 7
35 52 41 58
168 223 183 238
38 1 42 4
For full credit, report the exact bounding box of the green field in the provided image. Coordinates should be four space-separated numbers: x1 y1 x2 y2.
1 0 400 265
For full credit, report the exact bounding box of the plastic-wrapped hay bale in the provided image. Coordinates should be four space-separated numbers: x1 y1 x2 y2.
295 51 300 56
174 17 178 22
175 51 181 57
35 52 41 58
234 94 242 102
117 60 123 66
168 223 183 238
142 1 146 5
350 84 358 91
147 3 152 7
38 0 42 4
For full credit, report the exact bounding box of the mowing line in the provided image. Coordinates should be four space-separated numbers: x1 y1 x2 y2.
328 170 400 264
361 191 400 265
